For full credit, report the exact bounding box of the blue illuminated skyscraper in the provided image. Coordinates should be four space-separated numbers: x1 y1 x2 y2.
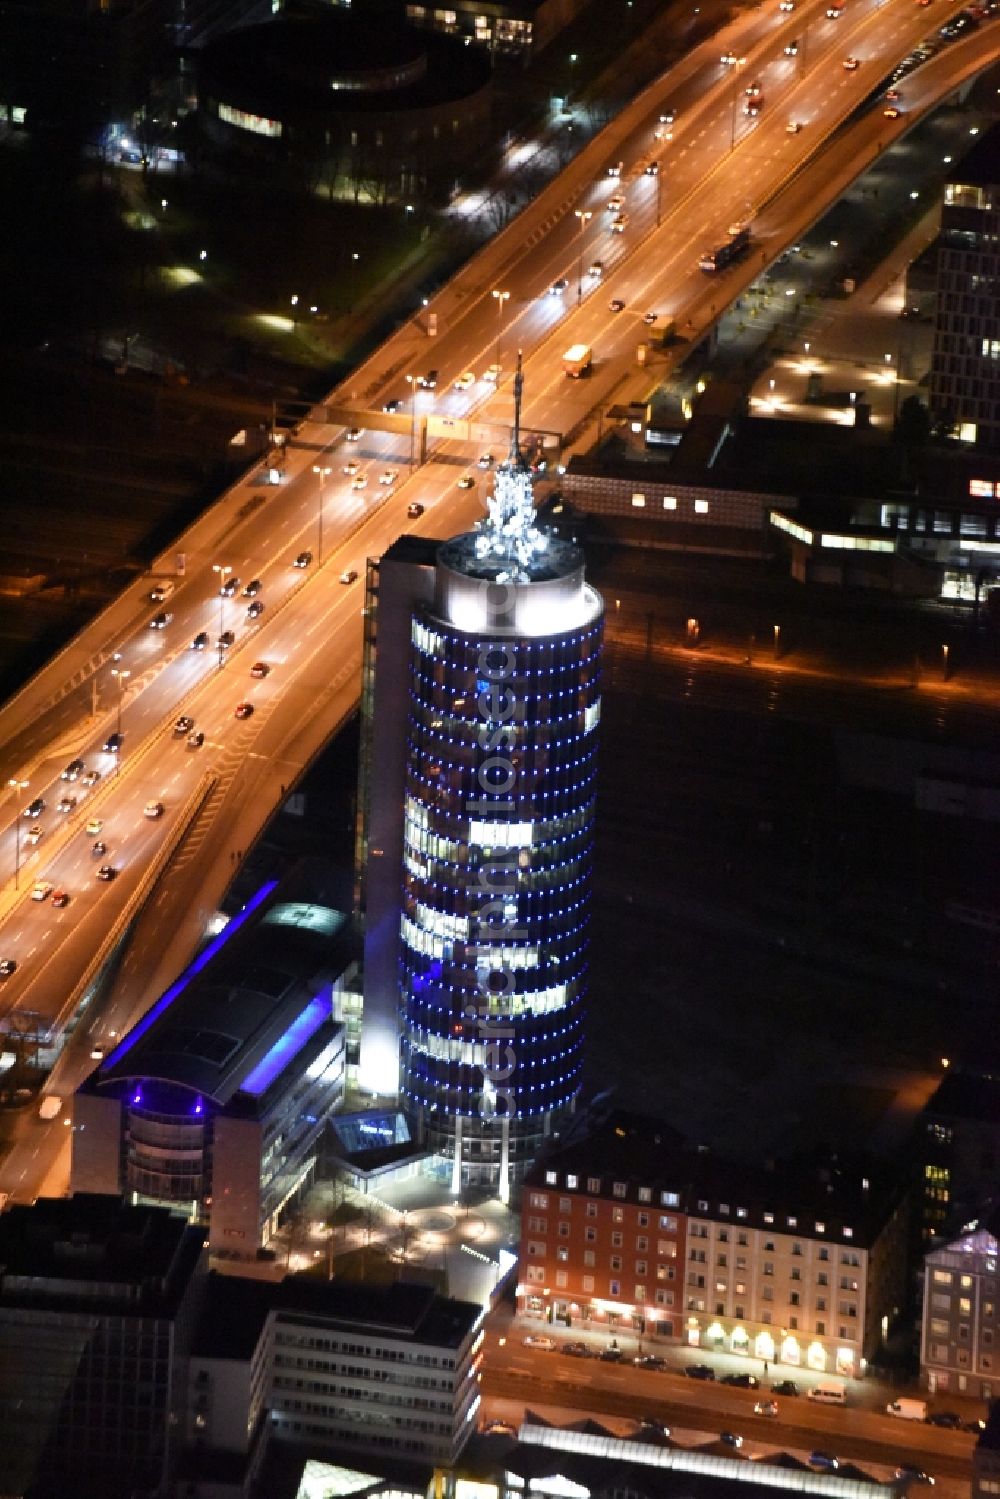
359 360 603 1200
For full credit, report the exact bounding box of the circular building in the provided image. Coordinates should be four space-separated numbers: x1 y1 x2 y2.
196 6 492 188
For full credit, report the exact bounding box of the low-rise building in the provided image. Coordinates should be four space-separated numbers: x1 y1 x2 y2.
72 866 353 1256
921 1221 1000 1402
0 1194 206 1499
518 1115 907 1379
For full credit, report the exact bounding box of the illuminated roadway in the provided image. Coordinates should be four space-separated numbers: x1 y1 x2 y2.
0 1 996 1208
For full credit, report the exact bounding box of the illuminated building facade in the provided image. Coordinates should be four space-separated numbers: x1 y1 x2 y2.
921 1222 1000 1400
517 1115 907 1379
930 127 1000 450
71 865 353 1254
359 359 603 1200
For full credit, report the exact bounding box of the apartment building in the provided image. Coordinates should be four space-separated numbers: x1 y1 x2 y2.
921 1221 1000 1401
913 1067 1000 1245
519 1116 908 1379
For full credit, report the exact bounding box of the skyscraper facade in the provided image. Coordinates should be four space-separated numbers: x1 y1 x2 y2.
359 360 603 1199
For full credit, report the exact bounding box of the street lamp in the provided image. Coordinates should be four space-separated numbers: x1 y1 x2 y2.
574 209 592 306
568 53 578 102
9 777 28 889
492 288 510 372
405 375 419 470
110 669 130 773
730 60 747 152
212 564 231 670
312 464 332 563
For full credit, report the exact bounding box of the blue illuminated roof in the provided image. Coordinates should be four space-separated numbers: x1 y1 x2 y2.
102 881 279 1071
241 995 331 1097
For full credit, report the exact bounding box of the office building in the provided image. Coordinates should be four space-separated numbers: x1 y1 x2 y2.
913 1067 1000 1245
72 865 352 1255
930 126 1000 451
921 1218 1000 1401
358 360 603 1199
518 1115 907 1379
182 1273 482 1478
0 1194 205 1499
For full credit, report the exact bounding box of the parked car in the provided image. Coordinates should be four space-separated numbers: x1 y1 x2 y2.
686 1364 716 1381
522 1334 556 1350
721 1373 759 1388
600 1347 624 1363
925 1412 962 1429
772 1380 799 1396
634 1354 668 1370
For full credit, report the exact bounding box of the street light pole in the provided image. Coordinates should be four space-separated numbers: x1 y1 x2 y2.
9 777 27 889
110 669 129 774
312 465 332 564
574 210 592 306
492 288 510 372
212 564 231 671
405 375 417 470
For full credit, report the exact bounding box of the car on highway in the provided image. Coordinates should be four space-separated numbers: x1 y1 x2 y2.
779 0 795 9
243 579 262 596
383 397 402 413
23 796 45 820
842 54 860 68
62 759 85 781
809 1453 839 1471
417 371 438 389
895 1469 934 1485
32 881 54 902
478 453 494 468
92 841 107 857
883 104 901 117
218 630 235 650
150 611 173 629
246 600 265 619
56 796 77 814
220 576 240 596
745 79 762 95
612 215 628 234
609 298 625 312
745 97 763 115
143 801 164 819
721 1373 759 1388
340 570 359 585
0 958 17 978
81 769 101 787
294 551 313 568
346 426 363 441
407 502 425 518
588 260 604 278
174 715 194 736
483 363 501 384
481 1420 517 1437
784 38 798 52
96 865 117 882
607 160 623 176
754 1400 779 1417
379 469 398 486
234 702 254 720
924 1411 962 1428
772 1379 799 1395
606 194 624 212
659 108 676 124
826 3 843 13
644 161 660 176
90 1044 105 1060
685 1364 716 1380
191 632 209 650
634 1354 668 1369
457 475 475 489
522 1334 556 1350
786 120 802 132
454 371 476 389
188 731 204 749
351 475 368 490
25 825 43 845
720 1433 743 1449
643 311 658 325
250 662 270 678
50 890 70 908
86 819 104 836
343 460 360 476
548 277 569 295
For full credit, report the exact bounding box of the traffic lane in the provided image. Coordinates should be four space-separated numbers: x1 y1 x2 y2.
481 1360 973 1479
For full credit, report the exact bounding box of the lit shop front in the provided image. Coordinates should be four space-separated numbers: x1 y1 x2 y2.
683 1316 858 1377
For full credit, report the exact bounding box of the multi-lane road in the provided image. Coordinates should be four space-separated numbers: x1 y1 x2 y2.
0 0 996 1207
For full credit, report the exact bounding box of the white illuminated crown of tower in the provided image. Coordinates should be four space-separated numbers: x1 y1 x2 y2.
476 352 548 581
